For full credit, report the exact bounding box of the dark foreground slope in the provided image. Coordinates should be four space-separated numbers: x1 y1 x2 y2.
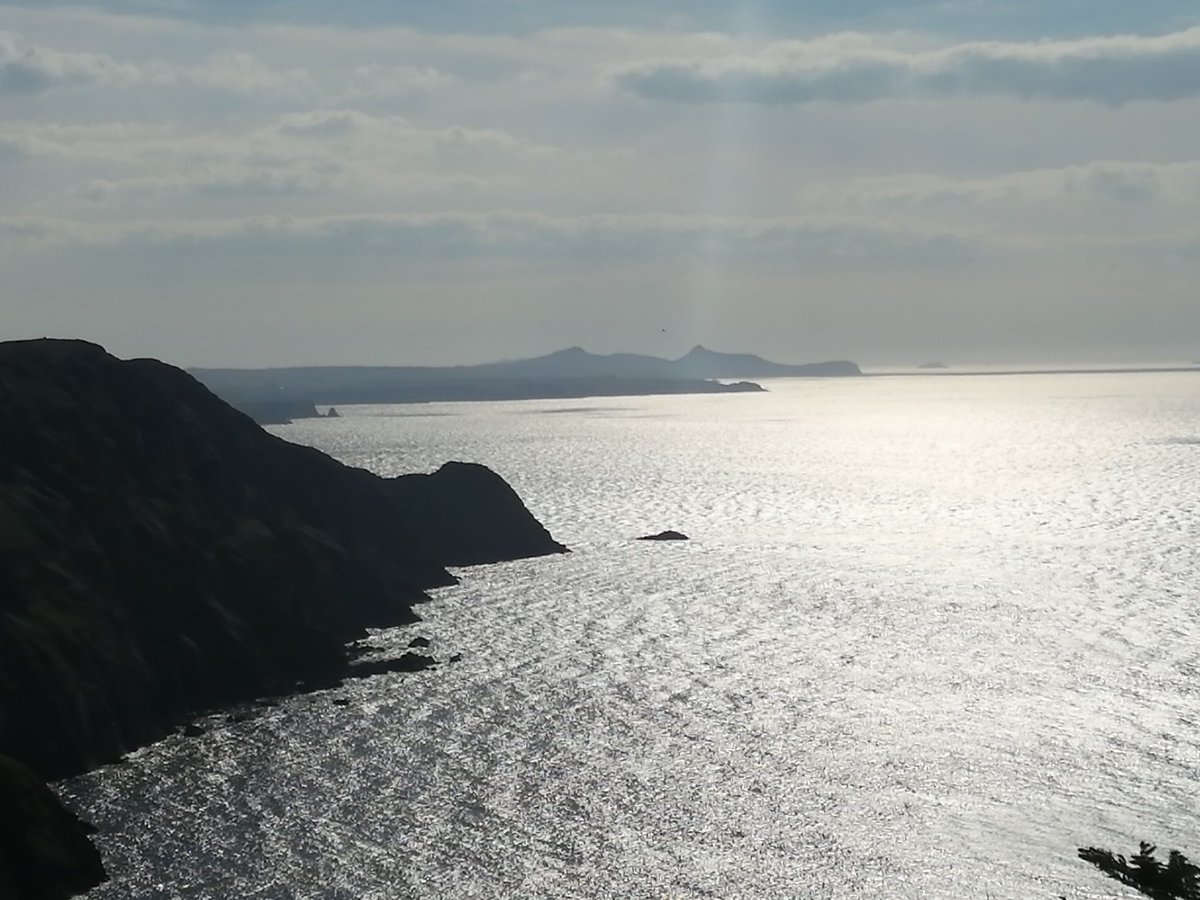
0 754 107 899
0 339 563 779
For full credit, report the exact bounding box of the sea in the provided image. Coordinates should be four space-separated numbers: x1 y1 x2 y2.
62 370 1200 899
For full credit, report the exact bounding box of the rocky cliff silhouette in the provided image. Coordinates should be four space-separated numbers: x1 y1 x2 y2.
0 339 565 780
387 462 565 566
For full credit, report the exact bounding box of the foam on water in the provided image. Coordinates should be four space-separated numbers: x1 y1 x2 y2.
64 372 1200 898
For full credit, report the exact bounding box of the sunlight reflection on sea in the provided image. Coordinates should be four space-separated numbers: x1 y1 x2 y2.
65 372 1200 898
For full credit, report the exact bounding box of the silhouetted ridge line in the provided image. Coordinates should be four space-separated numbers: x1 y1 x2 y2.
190 346 859 421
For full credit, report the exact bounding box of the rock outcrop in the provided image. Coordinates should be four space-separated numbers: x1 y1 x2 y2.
388 462 568 567
0 339 564 779
637 530 689 541
0 754 107 899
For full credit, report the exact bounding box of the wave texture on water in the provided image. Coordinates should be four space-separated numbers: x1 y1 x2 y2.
65 372 1200 898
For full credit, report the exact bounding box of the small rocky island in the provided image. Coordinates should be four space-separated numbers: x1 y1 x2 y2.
0 339 568 896
637 530 689 541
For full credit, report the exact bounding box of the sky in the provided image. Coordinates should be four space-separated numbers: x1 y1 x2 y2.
1 1 1198 366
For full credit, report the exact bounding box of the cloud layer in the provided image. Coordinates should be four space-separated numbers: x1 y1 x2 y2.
0 210 976 269
613 28 1200 105
2 4 1198 365
0 29 138 93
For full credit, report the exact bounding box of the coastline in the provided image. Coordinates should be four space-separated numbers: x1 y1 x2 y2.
0 339 569 898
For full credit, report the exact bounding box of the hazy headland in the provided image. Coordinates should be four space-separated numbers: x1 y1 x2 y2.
191 346 860 423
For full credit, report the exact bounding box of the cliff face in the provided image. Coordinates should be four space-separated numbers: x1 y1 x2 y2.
388 462 568 567
0 340 563 779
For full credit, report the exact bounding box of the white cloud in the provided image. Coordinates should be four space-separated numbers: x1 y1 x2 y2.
2 112 559 210
2 5 1197 365
829 160 1200 207
336 63 455 102
0 209 976 267
9 205 1189 268
161 49 312 98
0 29 139 93
72 167 341 201
275 109 376 138
0 30 313 99
612 27 1200 105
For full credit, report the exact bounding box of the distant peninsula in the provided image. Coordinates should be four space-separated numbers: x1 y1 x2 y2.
190 346 861 423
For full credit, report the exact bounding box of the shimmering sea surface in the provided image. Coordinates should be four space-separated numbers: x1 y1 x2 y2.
64 372 1200 899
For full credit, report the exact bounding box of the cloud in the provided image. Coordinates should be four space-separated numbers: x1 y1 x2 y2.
165 49 312 97
2 112 556 209
271 110 554 157
335 63 455 102
0 210 975 267
0 30 312 99
276 109 370 138
0 29 139 93
72 166 342 201
35 210 1191 269
612 27 1200 106
831 160 1200 208
69 163 488 202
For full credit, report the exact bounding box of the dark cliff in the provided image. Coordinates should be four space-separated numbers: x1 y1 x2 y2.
388 462 567 567
0 339 564 779
227 396 322 425
0 754 107 899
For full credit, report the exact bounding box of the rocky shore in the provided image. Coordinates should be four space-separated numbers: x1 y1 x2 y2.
0 339 567 897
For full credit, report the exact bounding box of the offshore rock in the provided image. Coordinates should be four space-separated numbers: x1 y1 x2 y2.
0 754 107 899
637 530 689 541
387 462 569 567
0 339 561 780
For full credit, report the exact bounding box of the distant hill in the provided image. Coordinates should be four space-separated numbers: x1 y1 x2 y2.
191 346 859 421
459 345 859 380
669 346 860 379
